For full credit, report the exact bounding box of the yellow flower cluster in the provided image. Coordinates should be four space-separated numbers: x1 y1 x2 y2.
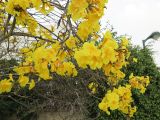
129 73 150 93
0 74 13 94
51 61 77 77
68 0 88 21
75 31 129 85
68 0 107 21
65 36 78 49
77 18 100 41
74 42 102 69
17 75 35 90
88 82 98 94
14 64 35 89
5 0 53 35
39 2 53 15
99 85 137 117
0 79 13 94
15 41 77 82
74 31 118 69
14 66 34 75
18 75 29 87
102 34 130 85
68 0 107 41
5 0 50 15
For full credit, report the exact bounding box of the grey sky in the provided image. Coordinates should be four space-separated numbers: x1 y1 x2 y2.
104 0 160 66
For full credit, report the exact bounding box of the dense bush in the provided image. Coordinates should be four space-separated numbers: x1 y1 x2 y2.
2 47 160 120
0 59 94 120
87 47 160 120
127 47 160 120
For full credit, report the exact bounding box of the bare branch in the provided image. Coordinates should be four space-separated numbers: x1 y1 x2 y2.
12 32 56 43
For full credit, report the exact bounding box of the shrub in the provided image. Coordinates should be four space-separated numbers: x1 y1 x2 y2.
87 47 160 120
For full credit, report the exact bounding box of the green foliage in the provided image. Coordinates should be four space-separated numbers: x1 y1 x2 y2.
127 47 160 120
87 46 160 120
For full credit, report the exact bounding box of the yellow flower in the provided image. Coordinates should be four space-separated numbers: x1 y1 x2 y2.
0 79 13 94
20 47 30 54
100 31 118 64
35 61 51 80
129 73 134 79
101 46 117 64
98 102 108 112
68 0 88 21
65 36 77 49
140 87 146 94
106 92 120 110
39 2 53 15
9 74 13 81
121 37 129 47
77 20 100 41
133 58 138 63
18 75 29 87
29 79 35 90
27 18 38 35
129 75 150 94
145 76 150 86
86 0 108 20
99 85 135 116
116 70 125 79
30 0 42 10
103 64 113 76
51 59 62 72
74 42 102 69
101 31 118 49
6 0 42 15
14 66 32 75
129 106 137 117
88 82 98 94
56 62 78 77
6 0 29 15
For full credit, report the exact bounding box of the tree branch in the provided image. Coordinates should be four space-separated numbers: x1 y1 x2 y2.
12 32 56 43
0 17 16 44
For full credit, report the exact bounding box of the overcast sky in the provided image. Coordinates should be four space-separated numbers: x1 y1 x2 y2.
103 0 160 66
